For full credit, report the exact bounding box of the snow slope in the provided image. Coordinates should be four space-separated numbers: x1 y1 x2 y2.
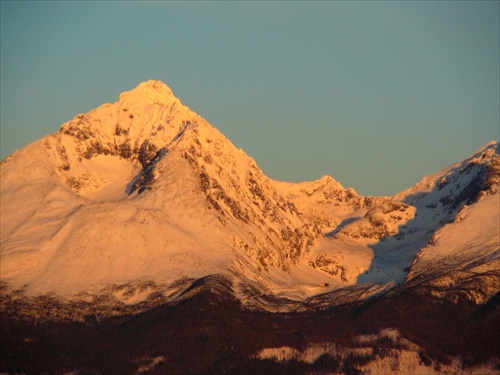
1 80 498 307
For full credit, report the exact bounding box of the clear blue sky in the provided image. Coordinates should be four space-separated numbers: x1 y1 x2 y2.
1 1 498 196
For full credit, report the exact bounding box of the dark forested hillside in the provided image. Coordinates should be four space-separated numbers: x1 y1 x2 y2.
2 277 499 374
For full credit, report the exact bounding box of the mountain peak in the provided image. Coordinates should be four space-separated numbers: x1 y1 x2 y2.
135 79 172 94
117 80 179 107
475 140 499 155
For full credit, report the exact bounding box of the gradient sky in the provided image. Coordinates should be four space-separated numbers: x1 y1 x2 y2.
1 1 498 196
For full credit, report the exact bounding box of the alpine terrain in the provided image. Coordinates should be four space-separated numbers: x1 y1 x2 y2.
1 81 499 374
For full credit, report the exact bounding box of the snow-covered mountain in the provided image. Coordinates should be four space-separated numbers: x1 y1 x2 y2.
1 80 328 301
1 80 498 307
1 80 499 374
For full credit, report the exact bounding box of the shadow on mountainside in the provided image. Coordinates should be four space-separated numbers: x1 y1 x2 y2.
356 155 493 285
326 217 362 238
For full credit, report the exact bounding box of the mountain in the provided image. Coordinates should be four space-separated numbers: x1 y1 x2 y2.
1 81 499 374
0 80 331 300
